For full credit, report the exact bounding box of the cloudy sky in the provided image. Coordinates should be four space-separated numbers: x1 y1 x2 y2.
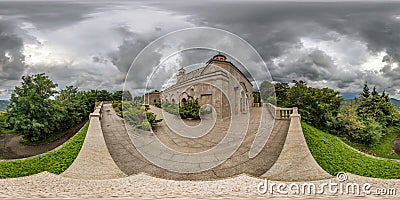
1 0 400 99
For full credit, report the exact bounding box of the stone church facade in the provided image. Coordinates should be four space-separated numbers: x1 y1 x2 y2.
146 54 254 119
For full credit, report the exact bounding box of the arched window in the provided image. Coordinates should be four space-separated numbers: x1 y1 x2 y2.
181 98 187 104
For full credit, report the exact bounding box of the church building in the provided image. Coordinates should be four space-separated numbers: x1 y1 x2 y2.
146 54 254 119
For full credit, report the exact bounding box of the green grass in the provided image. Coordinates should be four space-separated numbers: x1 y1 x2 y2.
0 129 15 134
340 126 400 160
302 122 400 179
0 122 88 178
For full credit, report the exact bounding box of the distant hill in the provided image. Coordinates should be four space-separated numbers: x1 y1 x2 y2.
0 100 9 112
340 92 358 102
390 98 400 109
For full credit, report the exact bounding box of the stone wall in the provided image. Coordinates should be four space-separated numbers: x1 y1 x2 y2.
61 104 127 180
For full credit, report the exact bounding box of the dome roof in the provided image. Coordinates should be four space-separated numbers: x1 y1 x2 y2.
212 53 226 61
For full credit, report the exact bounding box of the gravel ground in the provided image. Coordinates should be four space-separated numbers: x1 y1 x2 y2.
0 172 399 199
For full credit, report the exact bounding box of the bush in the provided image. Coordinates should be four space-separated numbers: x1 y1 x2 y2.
179 99 200 119
0 112 11 132
112 100 122 116
273 80 343 132
337 102 383 145
161 102 180 115
122 101 162 130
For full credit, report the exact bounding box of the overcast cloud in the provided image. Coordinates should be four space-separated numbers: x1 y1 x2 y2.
1 1 400 99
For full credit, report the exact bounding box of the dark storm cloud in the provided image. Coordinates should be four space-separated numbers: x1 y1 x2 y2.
108 32 154 74
3 0 400 98
0 1 103 30
149 1 400 95
0 20 27 80
269 49 336 82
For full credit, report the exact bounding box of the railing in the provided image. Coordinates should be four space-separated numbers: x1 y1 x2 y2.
265 103 299 120
90 102 103 119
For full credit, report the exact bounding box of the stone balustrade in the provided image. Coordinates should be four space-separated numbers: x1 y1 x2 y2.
61 101 127 180
90 102 103 119
265 103 299 120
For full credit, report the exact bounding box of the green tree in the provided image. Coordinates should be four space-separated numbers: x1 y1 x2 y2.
259 81 275 103
0 112 8 132
253 92 261 103
361 82 370 99
338 102 384 145
274 82 290 106
7 74 60 142
122 90 133 101
112 91 123 101
56 86 87 130
280 80 343 131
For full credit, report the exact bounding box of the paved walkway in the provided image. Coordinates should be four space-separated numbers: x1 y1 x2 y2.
62 115 127 180
0 172 399 199
101 103 289 180
1 104 400 199
262 113 332 181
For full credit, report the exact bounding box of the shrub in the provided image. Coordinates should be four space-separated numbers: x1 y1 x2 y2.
141 121 152 131
122 101 162 130
112 100 122 116
162 99 206 119
179 99 200 119
0 112 11 132
161 102 180 115
272 80 343 132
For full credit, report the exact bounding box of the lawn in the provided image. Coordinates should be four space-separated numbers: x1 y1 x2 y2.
0 122 88 178
340 126 400 160
302 122 400 179
0 129 14 134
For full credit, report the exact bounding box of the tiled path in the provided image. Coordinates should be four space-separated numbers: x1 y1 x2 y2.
61 116 127 180
1 103 399 199
0 172 399 199
101 103 290 180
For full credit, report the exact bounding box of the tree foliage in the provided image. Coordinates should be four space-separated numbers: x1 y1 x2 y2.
161 99 211 119
7 74 61 141
271 80 400 146
179 99 201 119
259 81 275 103
6 73 126 142
122 101 162 131
337 83 400 145
0 112 9 132
275 80 343 131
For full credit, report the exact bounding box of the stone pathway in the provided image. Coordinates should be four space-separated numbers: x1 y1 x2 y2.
101 103 290 180
0 172 398 199
61 115 127 180
262 112 332 181
1 103 400 199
